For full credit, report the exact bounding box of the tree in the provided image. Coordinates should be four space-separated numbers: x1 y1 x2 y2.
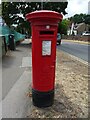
69 14 90 25
84 15 90 25
58 19 70 35
1 2 68 35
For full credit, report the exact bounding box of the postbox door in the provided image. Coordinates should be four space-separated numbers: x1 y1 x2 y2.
32 29 57 92
41 37 56 90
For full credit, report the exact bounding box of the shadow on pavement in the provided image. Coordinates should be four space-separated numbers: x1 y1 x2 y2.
2 54 16 68
2 43 32 68
19 43 32 49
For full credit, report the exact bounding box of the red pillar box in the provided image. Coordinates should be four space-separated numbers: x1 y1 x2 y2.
26 10 63 107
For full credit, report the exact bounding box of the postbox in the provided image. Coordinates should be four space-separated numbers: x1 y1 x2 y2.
26 10 63 107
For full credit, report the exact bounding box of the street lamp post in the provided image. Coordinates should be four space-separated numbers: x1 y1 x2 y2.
41 0 43 10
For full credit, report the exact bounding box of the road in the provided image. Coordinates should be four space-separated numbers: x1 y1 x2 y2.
57 41 89 62
2 40 32 100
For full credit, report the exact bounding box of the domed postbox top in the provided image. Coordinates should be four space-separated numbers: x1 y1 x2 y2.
26 10 63 23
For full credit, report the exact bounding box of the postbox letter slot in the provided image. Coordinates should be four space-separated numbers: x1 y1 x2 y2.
40 31 54 35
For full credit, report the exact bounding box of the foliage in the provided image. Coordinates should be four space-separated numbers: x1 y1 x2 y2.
0 4 2 16
58 19 70 35
1 2 68 35
84 15 90 25
69 14 90 25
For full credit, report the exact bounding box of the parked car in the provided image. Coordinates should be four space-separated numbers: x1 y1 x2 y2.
82 31 90 36
57 33 61 45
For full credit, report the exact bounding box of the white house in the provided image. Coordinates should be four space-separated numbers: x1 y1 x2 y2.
0 16 6 26
67 22 89 36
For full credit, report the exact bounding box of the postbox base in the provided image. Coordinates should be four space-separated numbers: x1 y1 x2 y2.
32 89 54 108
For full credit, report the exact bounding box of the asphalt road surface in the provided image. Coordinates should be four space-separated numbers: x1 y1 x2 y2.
57 41 89 62
2 41 32 100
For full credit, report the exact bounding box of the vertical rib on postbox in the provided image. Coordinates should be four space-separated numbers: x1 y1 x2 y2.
26 10 63 108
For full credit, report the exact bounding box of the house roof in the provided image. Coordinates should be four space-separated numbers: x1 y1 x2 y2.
74 23 85 30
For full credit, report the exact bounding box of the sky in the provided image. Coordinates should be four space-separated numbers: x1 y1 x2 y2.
0 0 90 18
64 0 90 18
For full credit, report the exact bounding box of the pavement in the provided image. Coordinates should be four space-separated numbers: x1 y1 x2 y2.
2 69 32 118
1 39 32 118
0 39 89 118
2 39 32 100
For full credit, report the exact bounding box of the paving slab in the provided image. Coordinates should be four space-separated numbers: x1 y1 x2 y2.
2 69 32 118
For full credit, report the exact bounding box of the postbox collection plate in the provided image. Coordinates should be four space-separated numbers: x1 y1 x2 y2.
42 40 51 56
